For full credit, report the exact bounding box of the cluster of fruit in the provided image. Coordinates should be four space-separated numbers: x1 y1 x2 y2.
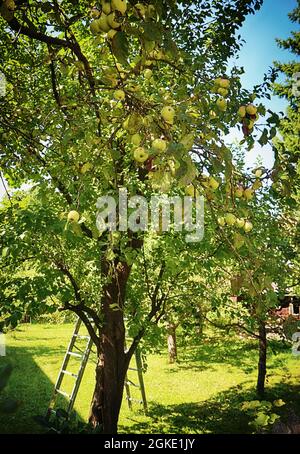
130 106 175 163
184 174 220 197
67 210 80 223
212 78 230 112
90 0 128 37
234 168 264 200
237 104 259 136
90 1 159 38
218 213 253 233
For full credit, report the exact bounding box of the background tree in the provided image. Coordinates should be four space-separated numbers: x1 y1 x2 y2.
272 0 300 295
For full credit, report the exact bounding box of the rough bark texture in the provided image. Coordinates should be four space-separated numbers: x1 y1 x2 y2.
89 261 131 433
167 323 178 364
257 320 267 398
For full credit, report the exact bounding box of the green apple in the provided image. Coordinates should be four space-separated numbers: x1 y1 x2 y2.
254 168 263 178
236 218 245 228
90 19 102 34
131 133 142 146
252 180 262 190
101 0 112 15
161 106 175 124
107 29 117 39
185 185 199 197
135 3 146 16
244 220 253 233
217 87 228 97
208 176 219 190
133 147 149 163
246 104 257 115
150 49 163 60
144 40 156 52
114 89 125 101
111 0 127 15
216 97 227 111
80 162 93 174
244 188 254 200
5 0 15 10
107 12 121 29
225 213 236 226
68 210 80 223
235 186 244 198
144 68 153 79
90 7 101 18
152 138 167 152
237 106 246 118
219 78 230 89
98 13 111 32
217 217 226 227
147 4 156 17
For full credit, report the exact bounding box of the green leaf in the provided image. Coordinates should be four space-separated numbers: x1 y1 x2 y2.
266 111 280 126
254 412 270 427
2 247 9 257
258 128 268 146
269 127 277 140
269 413 280 424
142 22 163 42
241 400 261 411
111 32 129 66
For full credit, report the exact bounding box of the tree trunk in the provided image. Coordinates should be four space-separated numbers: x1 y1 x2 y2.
257 320 267 398
89 261 131 433
167 323 178 363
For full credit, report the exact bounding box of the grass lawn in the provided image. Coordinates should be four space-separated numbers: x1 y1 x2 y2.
0 323 299 434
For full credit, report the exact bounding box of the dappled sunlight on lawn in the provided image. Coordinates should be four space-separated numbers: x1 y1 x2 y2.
0 324 299 434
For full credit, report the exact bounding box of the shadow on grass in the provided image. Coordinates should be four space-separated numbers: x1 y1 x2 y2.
119 382 300 434
0 345 83 434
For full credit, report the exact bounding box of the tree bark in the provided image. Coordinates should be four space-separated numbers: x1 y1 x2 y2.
257 320 267 398
167 323 178 363
89 261 132 433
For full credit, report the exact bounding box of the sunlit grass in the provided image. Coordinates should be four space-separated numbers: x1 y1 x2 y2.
0 323 299 433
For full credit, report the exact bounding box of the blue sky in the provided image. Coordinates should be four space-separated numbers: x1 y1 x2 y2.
227 0 298 169
0 0 298 198
232 0 297 113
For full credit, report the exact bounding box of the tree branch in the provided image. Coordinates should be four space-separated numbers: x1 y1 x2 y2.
59 302 100 347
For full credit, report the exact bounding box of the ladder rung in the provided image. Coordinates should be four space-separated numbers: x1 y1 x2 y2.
127 397 143 403
125 380 140 388
55 389 71 399
73 334 90 340
67 351 84 358
62 370 78 378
